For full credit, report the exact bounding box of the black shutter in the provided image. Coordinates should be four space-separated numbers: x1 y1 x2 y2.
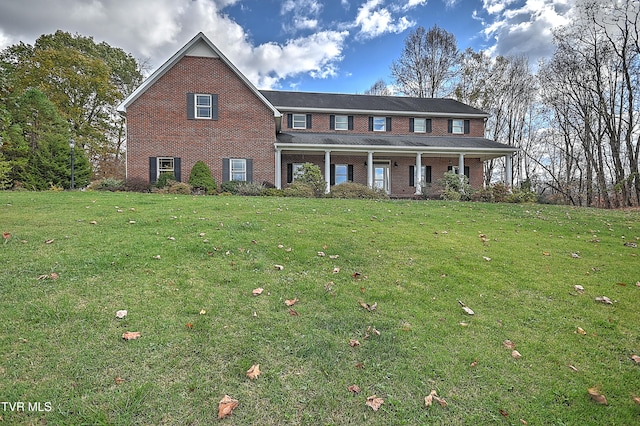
246 159 253 182
409 118 414 132
187 93 195 119
368 117 374 131
409 165 415 187
464 120 470 134
386 117 392 132
464 166 470 178
426 119 432 133
287 114 293 129
174 157 181 182
447 119 453 133
425 166 432 183
329 115 335 130
149 157 157 183
211 94 218 120
286 163 293 183
222 158 230 182
306 114 312 129
348 116 354 130
330 164 336 185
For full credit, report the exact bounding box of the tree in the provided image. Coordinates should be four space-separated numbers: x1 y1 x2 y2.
364 79 393 96
0 31 144 177
391 25 460 98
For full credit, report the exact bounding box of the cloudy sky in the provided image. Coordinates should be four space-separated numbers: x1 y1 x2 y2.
0 0 574 93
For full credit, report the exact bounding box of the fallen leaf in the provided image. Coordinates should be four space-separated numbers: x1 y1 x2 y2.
90 221 98 225
45 239 55 244
631 355 640 364
284 298 298 307
2 232 11 240
366 395 384 411
595 296 612 305
462 306 475 315
633 396 640 405
115 310 127 319
317 251 326 257
199 309 206 315
500 409 509 417
329 255 339 259
520 419 528 425
167 236 176 241
352 272 362 279
122 331 141 341
568 364 578 372
348 384 361 394
511 350 522 359
433 395 448 407
288 309 299 316
359 301 377 311
571 252 581 258
479 234 488 243
542 251 550 256
185 323 193 329
246 364 261 380
349 339 360 347
576 327 587 335
332 267 341 274
574 285 585 294
114 376 125 384
424 392 434 407
587 387 608 405
274 264 284 270
470 359 479 368
252 288 264 296
153 255 161 260
482 256 492 262
503 340 516 349
218 395 239 419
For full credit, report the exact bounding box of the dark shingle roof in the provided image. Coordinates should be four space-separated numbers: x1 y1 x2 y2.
275 132 516 159
260 90 487 116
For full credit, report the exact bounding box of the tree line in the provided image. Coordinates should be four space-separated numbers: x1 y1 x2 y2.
368 0 639 208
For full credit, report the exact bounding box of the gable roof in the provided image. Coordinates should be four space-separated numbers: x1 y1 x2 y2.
117 32 281 117
261 90 488 118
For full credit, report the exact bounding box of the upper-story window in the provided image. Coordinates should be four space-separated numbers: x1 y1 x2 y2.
335 115 349 131
195 94 212 119
187 93 218 120
292 114 307 129
449 119 470 134
373 117 386 132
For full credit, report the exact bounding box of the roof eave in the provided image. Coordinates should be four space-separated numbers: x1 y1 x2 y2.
273 106 488 118
274 142 518 156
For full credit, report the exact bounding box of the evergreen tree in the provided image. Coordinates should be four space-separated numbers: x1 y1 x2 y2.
188 161 217 194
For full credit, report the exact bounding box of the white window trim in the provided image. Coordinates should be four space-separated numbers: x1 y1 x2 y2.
451 119 464 134
413 118 426 133
157 157 174 179
335 164 348 184
230 158 247 181
292 114 307 129
373 116 386 132
335 115 349 131
195 94 212 119
292 163 305 180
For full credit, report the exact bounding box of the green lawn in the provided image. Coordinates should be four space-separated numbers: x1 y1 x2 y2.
1 192 639 425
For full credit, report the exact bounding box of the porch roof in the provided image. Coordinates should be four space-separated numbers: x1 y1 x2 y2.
275 132 518 160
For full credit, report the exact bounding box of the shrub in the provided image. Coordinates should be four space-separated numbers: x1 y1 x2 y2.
328 182 389 199
294 163 326 197
491 183 509 203
220 180 242 194
235 182 265 196
188 161 217 194
283 182 316 198
125 177 151 193
472 187 494 203
440 171 472 201
262 188 285 197
155 173 176 189
168 182 193 195
506 188 537 203
90 177 125 192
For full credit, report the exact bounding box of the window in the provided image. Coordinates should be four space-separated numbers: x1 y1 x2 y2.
413 118 426 133
195 94 212 119
409 165 431 186
230 158 247 181
292 114 307 129
373 117 386 132
334 164 348 184
292 163 305 180
149 156 181 183
158 157 174 177
451 119 464 134
335 115 349 131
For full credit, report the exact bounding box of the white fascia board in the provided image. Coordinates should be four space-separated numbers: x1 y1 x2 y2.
273 106 488 119
274 143 518 156
117 33 281 118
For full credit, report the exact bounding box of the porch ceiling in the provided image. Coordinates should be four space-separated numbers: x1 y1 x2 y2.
275 132 518 161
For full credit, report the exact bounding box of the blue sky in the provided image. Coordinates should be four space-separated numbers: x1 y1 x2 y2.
0 0 574 94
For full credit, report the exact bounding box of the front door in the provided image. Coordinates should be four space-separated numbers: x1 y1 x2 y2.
373 161 390 194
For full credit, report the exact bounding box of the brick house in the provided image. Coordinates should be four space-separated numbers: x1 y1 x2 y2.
118 32 517 197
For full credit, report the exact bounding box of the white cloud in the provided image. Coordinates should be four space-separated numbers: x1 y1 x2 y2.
281 0 323 31
354 0 415 39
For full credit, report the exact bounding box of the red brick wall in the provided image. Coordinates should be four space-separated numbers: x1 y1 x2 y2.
126 55 276 185
281 112 485 137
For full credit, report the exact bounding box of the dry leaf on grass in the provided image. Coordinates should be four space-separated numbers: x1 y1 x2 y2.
503 340 516 349
425 390 448 408
359 301 377 311
366 395 384 411
185 323 193 329
199 309 206 315
44 239 55 244
114 376 125 385
511 350 522 359
246 364 261 380
37 273 59 280
288 309 299 316
2 232 11 240
631 355 640 364
274 264 284 270
483 256 492 262
332 267 341 274
252 288 264 296
284 298 298 307
568 364 579 372
115 310 127 319
122 331 141 341
595 296 612 305
574 285 585 294
348 384 361 394
587 387 608 405
349 339 360 347
576 327 587 335
458 300 474 315
218 395 239 419
633 396 640 405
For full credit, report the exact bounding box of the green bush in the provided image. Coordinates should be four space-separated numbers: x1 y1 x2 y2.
294 163 326 197
506 188 537 203
168 182 192 195
188 161 217 194
155 173 176 188
220 180 242 194
491 183 509 203
90 177 125 192
235 182 264 196
440 171 472 201
283 182 316 198
328 182 389 199
262 188 285 197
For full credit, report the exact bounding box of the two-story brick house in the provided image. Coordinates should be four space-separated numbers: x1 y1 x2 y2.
118 32 517 198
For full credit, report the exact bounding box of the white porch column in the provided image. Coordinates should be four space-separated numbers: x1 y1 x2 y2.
275 148 282 189
324 150 331 194
367 151 374 188
415 153 422 195
505 154 513 190
458 153 466 193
